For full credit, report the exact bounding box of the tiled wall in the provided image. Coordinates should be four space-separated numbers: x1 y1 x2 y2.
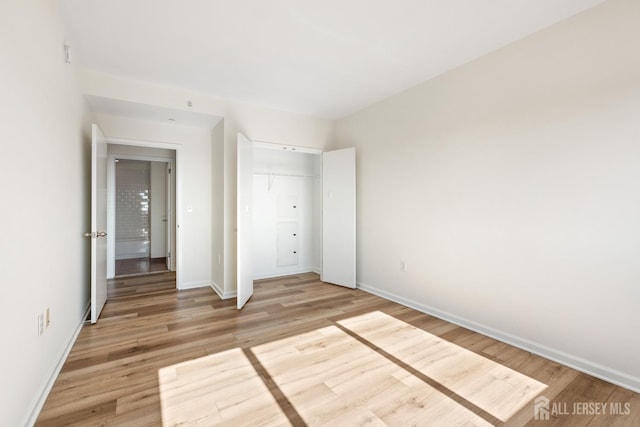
115 160 150 259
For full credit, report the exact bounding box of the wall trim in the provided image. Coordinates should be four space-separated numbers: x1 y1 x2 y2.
210 281 236 300
24 303 91 427
357 281 640 393
179 280 212 290
253 268 318 281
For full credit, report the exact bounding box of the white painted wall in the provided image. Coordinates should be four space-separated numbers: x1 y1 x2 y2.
97 113 213 289
335 0 640 391
0 1 92 425
253 148 321 279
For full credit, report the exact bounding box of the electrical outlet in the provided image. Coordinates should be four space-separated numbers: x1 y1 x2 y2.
38 313 44 336
400 261 407 273
45 308 50 328
218 254 222 265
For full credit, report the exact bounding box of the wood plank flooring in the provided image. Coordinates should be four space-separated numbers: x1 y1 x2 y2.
115 257 168 276
36 272 639 426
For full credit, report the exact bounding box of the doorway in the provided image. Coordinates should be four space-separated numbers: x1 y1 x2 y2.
113 159 171 276
106 144 177 279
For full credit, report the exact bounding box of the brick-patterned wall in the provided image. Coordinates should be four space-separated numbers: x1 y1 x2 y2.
116 160 150 248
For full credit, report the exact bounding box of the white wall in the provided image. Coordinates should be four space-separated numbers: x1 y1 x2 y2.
97 113 213 289
335 0 640 391
0 1 92 425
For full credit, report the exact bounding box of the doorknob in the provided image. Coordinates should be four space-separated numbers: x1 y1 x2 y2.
83 232 107 238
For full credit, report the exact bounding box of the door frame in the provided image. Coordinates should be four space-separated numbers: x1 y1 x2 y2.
105 136 183 289
107 154 176 277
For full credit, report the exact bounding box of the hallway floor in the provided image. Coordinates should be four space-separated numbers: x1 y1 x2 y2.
115 257 168 276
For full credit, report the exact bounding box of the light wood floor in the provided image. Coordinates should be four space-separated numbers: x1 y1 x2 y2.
36 273 639 426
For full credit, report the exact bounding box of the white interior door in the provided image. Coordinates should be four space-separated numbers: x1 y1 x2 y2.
89 124 108 323
237 133 254 309
322 147 356 288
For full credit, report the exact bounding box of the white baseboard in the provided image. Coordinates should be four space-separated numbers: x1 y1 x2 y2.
357 281 640 393
210 281 236 300
179 280 212 290
253 268 317 281
24 303 91 427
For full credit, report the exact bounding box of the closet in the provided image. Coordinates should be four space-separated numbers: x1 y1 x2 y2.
237 134 356 309
252 144 321 279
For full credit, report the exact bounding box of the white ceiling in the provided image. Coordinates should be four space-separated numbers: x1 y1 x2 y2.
57 0 604 119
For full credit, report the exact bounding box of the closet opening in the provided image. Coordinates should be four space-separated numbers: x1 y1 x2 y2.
252 144 322 280
237 133 356 309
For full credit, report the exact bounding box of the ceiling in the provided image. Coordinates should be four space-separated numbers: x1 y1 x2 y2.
57 0 604 120
85 95 223 128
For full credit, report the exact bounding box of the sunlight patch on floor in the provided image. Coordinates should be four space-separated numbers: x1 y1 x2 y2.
338 311 547 421
157 348 289 426
252 325 493 426
157 311 547 425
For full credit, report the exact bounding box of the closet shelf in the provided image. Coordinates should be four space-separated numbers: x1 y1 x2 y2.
254 172 319 178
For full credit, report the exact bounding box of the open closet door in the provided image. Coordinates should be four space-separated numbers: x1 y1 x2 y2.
237 133 254 309
322 147 356 288
87 124 108 323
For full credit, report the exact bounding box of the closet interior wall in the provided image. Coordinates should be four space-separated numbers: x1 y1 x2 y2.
252 147 322 279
